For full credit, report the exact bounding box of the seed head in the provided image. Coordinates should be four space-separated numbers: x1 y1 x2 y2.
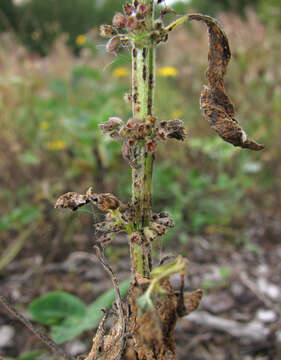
123 4 134 17
100 24 117 38
136 3 148 19
106 35 121 53
157 119 187 141
156 217 175 228
144 227 158 242
99 117 123 138
151 222 167 236
146 116 157 127
90 193 120 212
155 19 164 30
146 139 157 153
130 232 142 245
113 12 127 28
166 119 187 141
127 16 139 32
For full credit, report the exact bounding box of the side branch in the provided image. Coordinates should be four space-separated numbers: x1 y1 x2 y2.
93 244 127 359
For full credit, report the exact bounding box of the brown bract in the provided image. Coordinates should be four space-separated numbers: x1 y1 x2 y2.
106 35 121 53
156 119 187 141
189 14 264 151
91 193 120 212
183 289 203 316
99 117 123 138
113 12 127 28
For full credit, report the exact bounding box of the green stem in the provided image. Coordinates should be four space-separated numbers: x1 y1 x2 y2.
164 14 189 33
130 0 155 277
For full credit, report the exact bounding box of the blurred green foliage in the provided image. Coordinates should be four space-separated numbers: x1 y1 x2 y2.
28 280 130 343
0 0 18 31
258 0 281 29
5 350 47 360
0 9 280 265
0 0 125 55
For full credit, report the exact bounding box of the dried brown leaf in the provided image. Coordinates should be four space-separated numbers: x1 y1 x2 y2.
183 289 203 316
90 193 120 212
189 14 264 151
54 192 89 211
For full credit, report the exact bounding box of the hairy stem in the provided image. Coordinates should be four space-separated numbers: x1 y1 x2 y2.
131 0 155 277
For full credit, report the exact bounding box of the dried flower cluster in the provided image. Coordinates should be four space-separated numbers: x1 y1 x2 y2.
55 187 121 212
100 1 173 54
100 114 187 167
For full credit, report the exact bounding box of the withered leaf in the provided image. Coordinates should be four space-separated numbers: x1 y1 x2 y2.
55 192 89 211
90 193 120 212
189 14 264 151
183 289 203 317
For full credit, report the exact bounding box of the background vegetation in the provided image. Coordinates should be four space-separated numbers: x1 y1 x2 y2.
0 0 280 359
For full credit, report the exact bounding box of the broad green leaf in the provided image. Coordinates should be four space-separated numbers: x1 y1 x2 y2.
29 291 86 325
51 279 130 343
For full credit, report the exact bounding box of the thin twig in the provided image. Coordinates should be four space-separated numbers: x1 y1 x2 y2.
0 295 74 360
85 311 110 360
94 244 127 359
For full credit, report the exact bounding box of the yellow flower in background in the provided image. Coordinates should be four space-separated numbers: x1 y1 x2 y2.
39 121 50 131
76 34 86 46
112 67 130 78
47 140 66 151
157 66 178 77
170 110 183 118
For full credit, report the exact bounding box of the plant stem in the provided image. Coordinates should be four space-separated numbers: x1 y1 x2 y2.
131 0 155 277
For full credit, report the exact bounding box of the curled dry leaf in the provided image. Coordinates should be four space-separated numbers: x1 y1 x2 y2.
54 192 89 211
189 14 264 151
90 193 120 212
183 289 203 317
55 187 121 213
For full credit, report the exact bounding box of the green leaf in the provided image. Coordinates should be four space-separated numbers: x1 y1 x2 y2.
0 205 40 231
219 267 231 279
72 66 101 80
19 350 45 360
29 291 86 325
20 152 41 166
110 54 131 69
51 279 130 344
